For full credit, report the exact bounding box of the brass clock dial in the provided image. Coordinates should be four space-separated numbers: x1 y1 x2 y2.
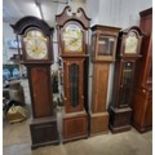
63 24 83 52
23 30 48 60
124 31 138 54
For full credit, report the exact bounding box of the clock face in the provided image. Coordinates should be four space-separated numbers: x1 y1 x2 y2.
23 30 48 60
98 35 115 56
62 24 83 52
124 31 138 54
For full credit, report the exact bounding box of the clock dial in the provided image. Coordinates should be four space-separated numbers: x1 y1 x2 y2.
124 31 138 54
23 30 48 60
98 35 115 56
63 24 83 52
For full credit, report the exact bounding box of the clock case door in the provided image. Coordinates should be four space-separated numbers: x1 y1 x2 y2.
91 25 121 62
112 59 136 109
63 58 85 113
109 26 143 133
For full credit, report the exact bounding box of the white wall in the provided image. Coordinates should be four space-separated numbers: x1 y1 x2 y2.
86 0 152 28
3 22 18 64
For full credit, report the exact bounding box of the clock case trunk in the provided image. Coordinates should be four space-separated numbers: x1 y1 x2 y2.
11 16 59 149
109 26 143 133
56 6 91 142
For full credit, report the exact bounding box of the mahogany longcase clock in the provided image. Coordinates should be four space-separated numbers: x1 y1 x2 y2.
56 6 91 142
109 26 143 133
90 25 120 136
132 8 152 132
11 16 59 149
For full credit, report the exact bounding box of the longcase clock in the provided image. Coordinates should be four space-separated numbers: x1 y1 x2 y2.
132 8 152 132
109 26 143 133
11 16 59 149
90 25 120 136
56 6 91 142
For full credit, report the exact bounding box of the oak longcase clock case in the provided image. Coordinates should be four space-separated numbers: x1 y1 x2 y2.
56 6 91 142
11 16 58 149
90 25 120 136
109 26 143 133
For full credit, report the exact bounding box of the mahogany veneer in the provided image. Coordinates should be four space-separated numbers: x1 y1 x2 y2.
132 8 152 132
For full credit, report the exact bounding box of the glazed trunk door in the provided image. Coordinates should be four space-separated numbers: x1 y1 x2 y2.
63 59 84 113
118 61 135 108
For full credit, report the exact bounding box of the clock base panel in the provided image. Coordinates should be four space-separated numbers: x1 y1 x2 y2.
63 111 88 143
89 112 109 136
109 107 132 133
30 116 59 149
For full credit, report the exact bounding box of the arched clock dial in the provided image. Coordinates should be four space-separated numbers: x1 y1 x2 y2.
62 24 83 52
23 30 48 60
124 31 138 54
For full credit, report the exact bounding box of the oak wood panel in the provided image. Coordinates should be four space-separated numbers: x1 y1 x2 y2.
92 63 109 113
90 112 109 135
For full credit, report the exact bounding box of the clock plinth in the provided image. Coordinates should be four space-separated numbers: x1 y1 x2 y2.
90 25 120 136
63 111 88 142
109 26 143 133
11 16 59 148
30 116 59 149
56 6 91 142
90 112 109 136
109 107 132 133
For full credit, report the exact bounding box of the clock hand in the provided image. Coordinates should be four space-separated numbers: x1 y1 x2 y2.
70 38 79 46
